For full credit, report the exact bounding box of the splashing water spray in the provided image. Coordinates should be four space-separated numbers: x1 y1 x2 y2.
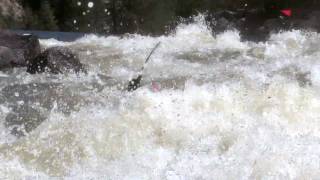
127 42 161 92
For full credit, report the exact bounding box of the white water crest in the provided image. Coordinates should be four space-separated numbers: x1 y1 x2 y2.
1 15 320 179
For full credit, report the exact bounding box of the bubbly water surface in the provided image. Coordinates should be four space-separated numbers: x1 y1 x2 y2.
0 15 320 179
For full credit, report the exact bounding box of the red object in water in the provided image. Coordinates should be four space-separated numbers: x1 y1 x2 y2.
151 82 161 92
281 9 292 17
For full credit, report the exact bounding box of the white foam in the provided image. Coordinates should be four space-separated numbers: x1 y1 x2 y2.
2 15 320 179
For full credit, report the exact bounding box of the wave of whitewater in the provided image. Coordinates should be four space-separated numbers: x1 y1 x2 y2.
1 16 320 179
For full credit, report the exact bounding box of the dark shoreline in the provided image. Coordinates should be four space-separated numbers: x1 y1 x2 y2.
11 30 87 42
10 7 320 43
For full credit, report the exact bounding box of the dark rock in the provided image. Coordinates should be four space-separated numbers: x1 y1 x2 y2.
206 10 239 33
207 9 270 41
27 46 86 74
207 8 320 42
2 83 63 110
5 106 47 137
287 10 320 31
1 83 84 136
262 18 288 32
0 30 41 66
237 11 269 41
0 46 22 68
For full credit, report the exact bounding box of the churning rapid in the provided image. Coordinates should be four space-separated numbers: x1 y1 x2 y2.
1 15 320 179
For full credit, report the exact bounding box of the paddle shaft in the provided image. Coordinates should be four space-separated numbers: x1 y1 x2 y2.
127 42 161 91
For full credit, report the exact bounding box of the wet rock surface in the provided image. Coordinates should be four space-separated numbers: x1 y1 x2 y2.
27 46 86 74
0 30 41 66
1 83 84 136
207 9 320 41
0 46 21 69
0 31 86 74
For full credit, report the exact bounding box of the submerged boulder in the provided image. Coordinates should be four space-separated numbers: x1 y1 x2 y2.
27 46 86 74
5 106 47 137
0 30 41 66
1 83 84 136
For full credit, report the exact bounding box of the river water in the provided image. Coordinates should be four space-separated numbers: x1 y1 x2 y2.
0 15 320 179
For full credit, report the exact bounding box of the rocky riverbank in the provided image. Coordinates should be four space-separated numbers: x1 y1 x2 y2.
0 30 85 73
0 0 23 29
2 0 320 36
0 30 87 136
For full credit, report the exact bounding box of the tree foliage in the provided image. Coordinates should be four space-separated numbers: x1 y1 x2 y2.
3 0 320 34
38 1 58 30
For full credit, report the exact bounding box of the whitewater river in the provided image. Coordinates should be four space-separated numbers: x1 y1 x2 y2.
0 16 320 179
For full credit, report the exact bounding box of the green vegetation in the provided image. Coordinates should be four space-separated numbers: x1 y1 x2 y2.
2 0 319 34
39 1 59 30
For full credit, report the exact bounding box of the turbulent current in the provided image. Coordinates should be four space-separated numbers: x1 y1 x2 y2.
1 16 320 179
